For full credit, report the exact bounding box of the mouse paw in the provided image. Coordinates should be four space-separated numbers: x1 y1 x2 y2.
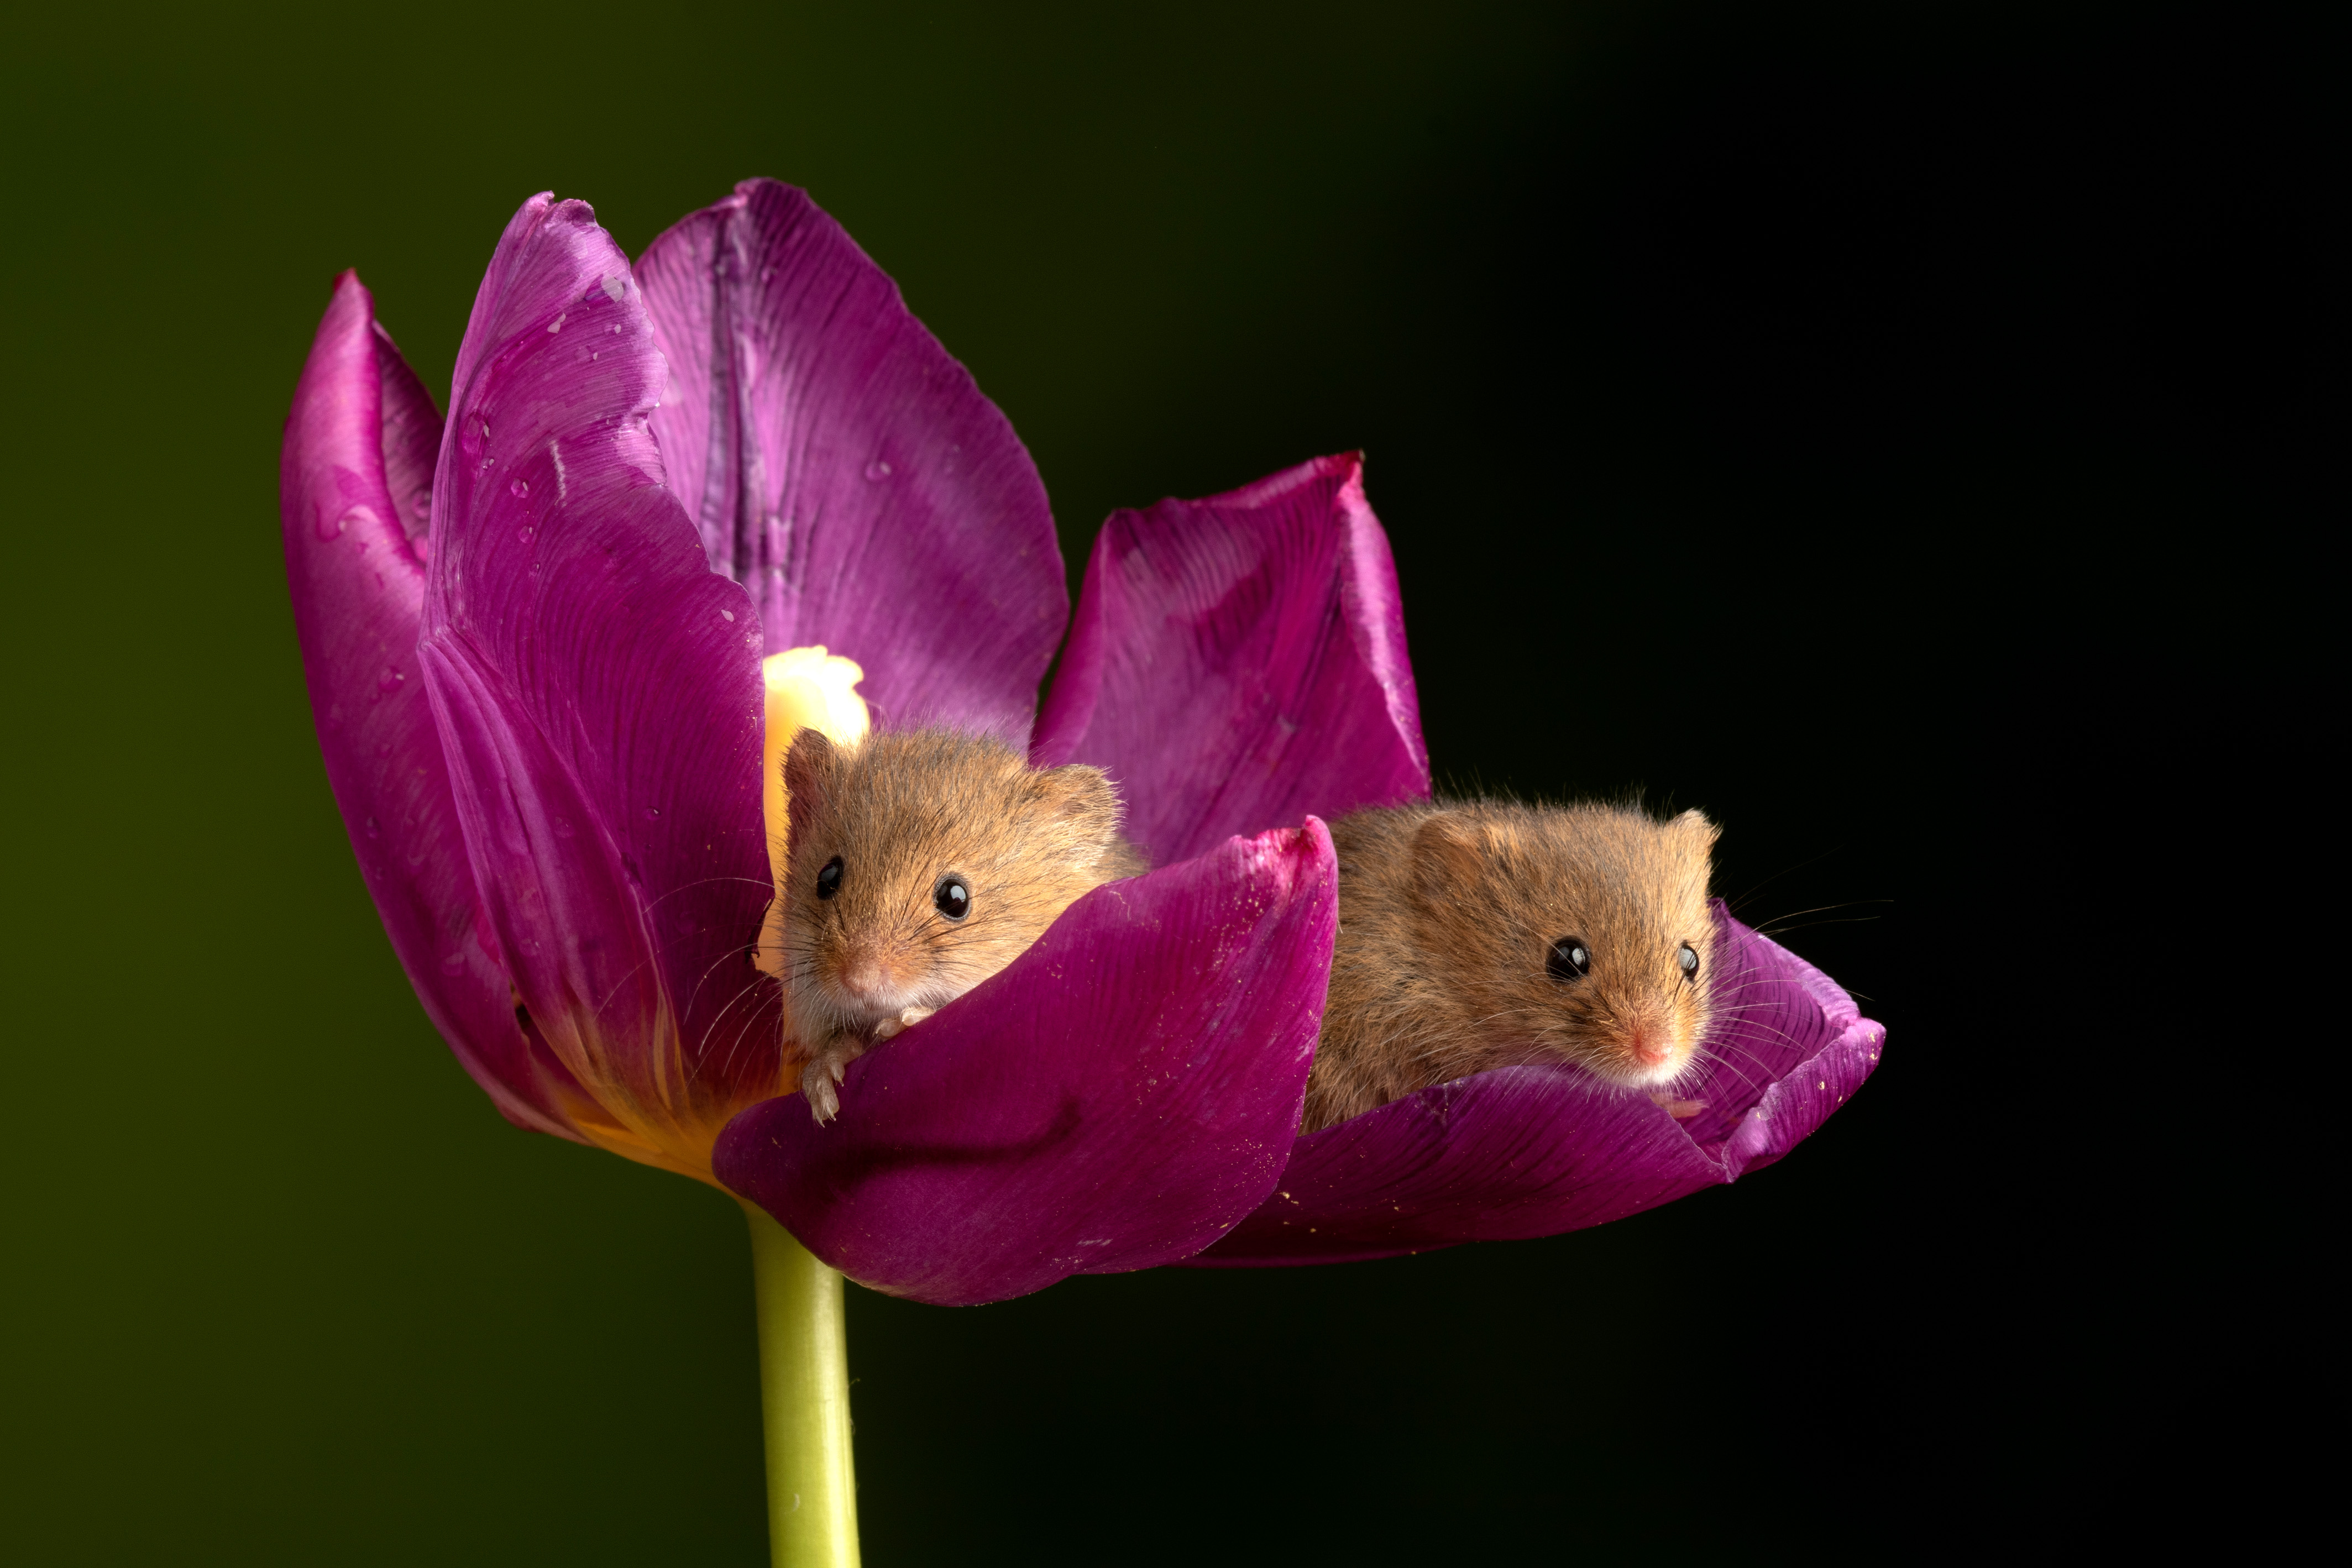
871 1005 935 1042
800 1058 841 1124
799 1041 863 1126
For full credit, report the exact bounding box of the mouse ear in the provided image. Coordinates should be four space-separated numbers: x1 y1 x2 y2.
1670 809 1721 852
1034 764 1126 839
783 729 837 864
1411 811 1485 900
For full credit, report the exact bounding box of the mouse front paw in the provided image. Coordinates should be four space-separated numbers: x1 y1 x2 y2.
870 1005 935 1042
799 1040 863 1125
800 1058 841 1124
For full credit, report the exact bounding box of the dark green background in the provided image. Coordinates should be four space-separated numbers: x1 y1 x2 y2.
3 3 2300 1562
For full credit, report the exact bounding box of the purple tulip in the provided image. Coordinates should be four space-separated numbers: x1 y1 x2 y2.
282 178 1882 1319
1191 909 1886 1265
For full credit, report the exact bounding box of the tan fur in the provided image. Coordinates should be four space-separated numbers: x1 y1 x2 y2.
782 727 1146 1122
1301 800 1720 1134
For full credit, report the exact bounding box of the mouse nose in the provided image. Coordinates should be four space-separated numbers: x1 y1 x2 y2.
1623 1013 1677 1071
839 958 888 1001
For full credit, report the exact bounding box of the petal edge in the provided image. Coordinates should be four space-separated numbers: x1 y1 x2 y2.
716 821 1339 1305
1190 912 1883 1266
280 271 579 1139
1034 453 1429 865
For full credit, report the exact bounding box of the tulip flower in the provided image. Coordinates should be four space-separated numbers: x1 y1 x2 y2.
732 439 1884 1281
283 177 1882 1564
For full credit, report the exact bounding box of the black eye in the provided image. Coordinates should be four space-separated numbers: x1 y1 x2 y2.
934 874 971 921
815 856 843 899
1546 937 1590 982
1679 942 1700 982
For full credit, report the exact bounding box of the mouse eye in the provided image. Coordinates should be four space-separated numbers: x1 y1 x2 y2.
1546 937 1590 982
815 856 844 900
934 874 971 921
1678 942 1700 983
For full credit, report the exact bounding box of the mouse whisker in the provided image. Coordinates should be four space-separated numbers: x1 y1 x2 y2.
695 1000 764 1092
690 966 782 1088
1695 1029 1811 1089
1737 897 1893 930
1686 1047 1771 1103
678 936 771 1042
1720 845 1858 917
1708 1000 1846 1048
641 873 783 914
1752 914 1888 940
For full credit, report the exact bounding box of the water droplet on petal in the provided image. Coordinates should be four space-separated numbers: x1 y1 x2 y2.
644 806 661 820
378 665 405 693
364 816 381 838
319 503 376 541
863 459 892 480
407 486 432 522
516 525 535 543
603 276 626 303
721 609 735 623
510 479 528 498
547 312 565 334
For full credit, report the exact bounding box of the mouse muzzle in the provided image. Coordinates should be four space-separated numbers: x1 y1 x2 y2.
1598 999 1694 1085
821 939 928 1026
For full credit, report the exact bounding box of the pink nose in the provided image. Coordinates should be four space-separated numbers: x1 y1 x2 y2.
839 958 888 1001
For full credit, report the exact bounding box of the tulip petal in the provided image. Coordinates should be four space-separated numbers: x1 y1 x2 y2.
1033 453 1429 867
637 178 1067 745
1191 910 1885 1265
420 196 780 1173
280 272 582 1139
715 822 1338 1307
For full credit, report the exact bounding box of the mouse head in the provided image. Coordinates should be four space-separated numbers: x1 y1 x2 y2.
1410 801 1719 1088
781 727 1135 1040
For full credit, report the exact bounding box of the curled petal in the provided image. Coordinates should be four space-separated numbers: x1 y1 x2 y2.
1034 453 1429 867
279 271 578 1139
1193 910 1885 1265
715 822 1339 1307
420 195 778 1174
637 178 1066 745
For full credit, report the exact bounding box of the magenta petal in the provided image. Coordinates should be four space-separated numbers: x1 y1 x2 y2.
279 272 578 1139
420 196 779 1135
1033 453 1430 867
714 822 1339 1307
1192 909 1886 1266
637 178 1067 744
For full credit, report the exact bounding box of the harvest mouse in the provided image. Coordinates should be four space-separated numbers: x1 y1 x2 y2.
781 727 1146 1123
1301 800 1719 1134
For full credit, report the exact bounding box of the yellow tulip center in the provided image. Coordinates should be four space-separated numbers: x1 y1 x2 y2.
755 647 871 977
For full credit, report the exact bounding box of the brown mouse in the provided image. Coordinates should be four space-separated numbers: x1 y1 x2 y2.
1301 799 1720 1134
780 727 1146 1123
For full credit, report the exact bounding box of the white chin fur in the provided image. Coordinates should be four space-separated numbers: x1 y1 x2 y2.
1628 1050 1694 1089
822 982 956 1034
818 990 913 1031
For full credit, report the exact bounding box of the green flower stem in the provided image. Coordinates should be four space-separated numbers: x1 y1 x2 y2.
742 1200 862 1567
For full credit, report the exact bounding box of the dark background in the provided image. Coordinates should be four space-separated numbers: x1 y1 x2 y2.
0 3 2317 1562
